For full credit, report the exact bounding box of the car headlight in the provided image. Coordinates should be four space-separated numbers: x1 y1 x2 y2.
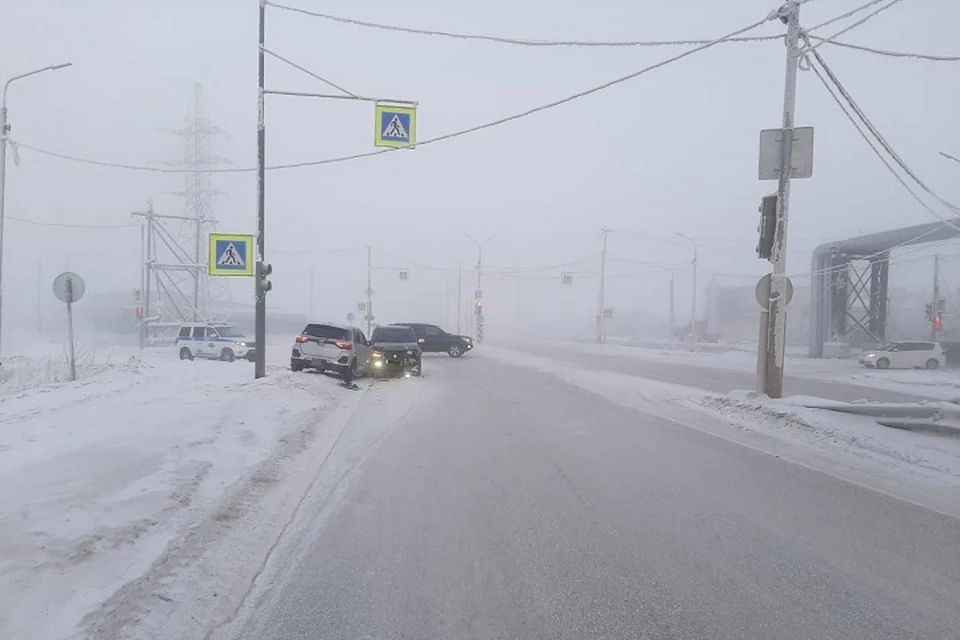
865 353 876 358
237 342 246 347
407 349 415 355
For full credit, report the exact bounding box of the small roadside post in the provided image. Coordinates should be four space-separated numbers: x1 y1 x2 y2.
52 271 85 381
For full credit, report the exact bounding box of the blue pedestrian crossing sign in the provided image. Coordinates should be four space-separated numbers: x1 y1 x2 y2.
209 233 254 277
374 102 417 149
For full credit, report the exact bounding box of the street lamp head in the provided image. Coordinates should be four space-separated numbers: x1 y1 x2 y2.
49 63 73 71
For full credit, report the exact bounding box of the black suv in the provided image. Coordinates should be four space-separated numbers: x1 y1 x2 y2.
390 323 473 357
369 325 422 377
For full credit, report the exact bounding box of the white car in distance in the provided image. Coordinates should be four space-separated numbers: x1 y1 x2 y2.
858 341 945 370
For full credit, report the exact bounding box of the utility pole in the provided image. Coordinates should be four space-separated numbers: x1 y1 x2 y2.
466 235 494 343
669 271 675 339
675 233 697 346
764 0 801 399
36 257 42 334
931 253 940 341
254 0 267 379
597 228 612 344
366 245 373 336
457 266 462 334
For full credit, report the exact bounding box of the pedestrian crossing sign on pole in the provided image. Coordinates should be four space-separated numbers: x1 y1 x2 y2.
374 102 417 149
209 233 254 277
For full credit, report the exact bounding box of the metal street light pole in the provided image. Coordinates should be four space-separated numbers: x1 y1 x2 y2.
675 233 697 346
0 62 72 356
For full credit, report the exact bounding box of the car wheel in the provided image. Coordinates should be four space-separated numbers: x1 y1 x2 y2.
342 359 357 383
179 347 193 361
220 348 236 362
925 358 940 370
876 357 890 370
447 344 464 358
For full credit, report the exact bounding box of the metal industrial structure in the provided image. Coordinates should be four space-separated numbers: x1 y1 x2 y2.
809 218 960 358
137 84 232 344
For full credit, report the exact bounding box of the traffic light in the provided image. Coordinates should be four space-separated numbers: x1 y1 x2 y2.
938 297 946 313
475 298 483 314
935 315 943 331
135 305 143 320
756 193 778 261
257 262 273 295
925 303 933 320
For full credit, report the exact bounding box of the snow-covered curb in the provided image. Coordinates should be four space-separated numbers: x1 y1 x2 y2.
483 347 960 516
0 352 354 639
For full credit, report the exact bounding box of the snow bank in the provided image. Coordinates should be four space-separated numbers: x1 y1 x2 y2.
0 346 350 639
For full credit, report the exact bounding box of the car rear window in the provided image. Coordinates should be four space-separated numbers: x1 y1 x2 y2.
372 327 416 343
303 324 351 340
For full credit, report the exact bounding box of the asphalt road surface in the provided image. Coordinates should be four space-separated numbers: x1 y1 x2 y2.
509 342 930 403
231 354 959 640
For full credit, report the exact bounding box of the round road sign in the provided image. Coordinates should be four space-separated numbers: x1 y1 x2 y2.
347 312 356 322
755 273 793 309
52 272 86 304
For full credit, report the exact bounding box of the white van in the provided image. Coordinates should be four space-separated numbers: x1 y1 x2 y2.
858 341 945 370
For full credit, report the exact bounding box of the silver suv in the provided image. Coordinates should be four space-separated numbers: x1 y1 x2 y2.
290 322 370 381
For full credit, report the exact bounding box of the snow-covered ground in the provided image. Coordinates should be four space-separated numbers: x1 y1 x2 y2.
0 335 363 639
551 339 960 401
485 347 960 519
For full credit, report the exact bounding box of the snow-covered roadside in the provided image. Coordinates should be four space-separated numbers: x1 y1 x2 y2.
0 345 354 640
537 339 960 401
483 347 960 518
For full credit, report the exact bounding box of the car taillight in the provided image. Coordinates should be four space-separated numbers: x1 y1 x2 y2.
295 335 309 343
335 340 353 350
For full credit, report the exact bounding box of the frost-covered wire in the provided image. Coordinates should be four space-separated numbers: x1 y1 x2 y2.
8 216 139 229
803 0 905 53
811 38 960 62
805 43 960 225
266 0 783 48
8 11 781 175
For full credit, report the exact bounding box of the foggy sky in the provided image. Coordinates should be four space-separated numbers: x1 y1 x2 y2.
2 0 958 339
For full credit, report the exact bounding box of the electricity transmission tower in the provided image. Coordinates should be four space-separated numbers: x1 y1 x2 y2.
138 83 233 343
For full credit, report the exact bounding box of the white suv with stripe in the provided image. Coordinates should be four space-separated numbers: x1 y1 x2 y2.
176 323 254 362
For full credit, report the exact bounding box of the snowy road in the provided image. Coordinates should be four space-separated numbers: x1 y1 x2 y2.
220 353 960 640
507 341 933 403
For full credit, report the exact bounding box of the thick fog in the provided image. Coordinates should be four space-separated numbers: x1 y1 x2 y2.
2 0 958 343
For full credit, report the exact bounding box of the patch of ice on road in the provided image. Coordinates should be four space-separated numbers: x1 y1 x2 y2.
0 345 352 640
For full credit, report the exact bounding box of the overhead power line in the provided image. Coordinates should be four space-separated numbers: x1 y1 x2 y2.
803 0 906 54
804 43 960 225
8 10 781 175
266 0 783 48
811 38 960 62
8 216 139 229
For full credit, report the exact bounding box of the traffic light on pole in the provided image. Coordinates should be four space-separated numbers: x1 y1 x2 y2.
925 303 933 320
257 262 273 295
756 193 778 261
935 315 943 331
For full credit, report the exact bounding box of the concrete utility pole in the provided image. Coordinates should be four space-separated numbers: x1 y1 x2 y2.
764 0 801 399
931 253 940 341
457 266 462 334
597 228 612 344
675 233 698 346
254 0 267 379
466 234 493 343
669 271 675 339
0 62 72 356
366 245 373 336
